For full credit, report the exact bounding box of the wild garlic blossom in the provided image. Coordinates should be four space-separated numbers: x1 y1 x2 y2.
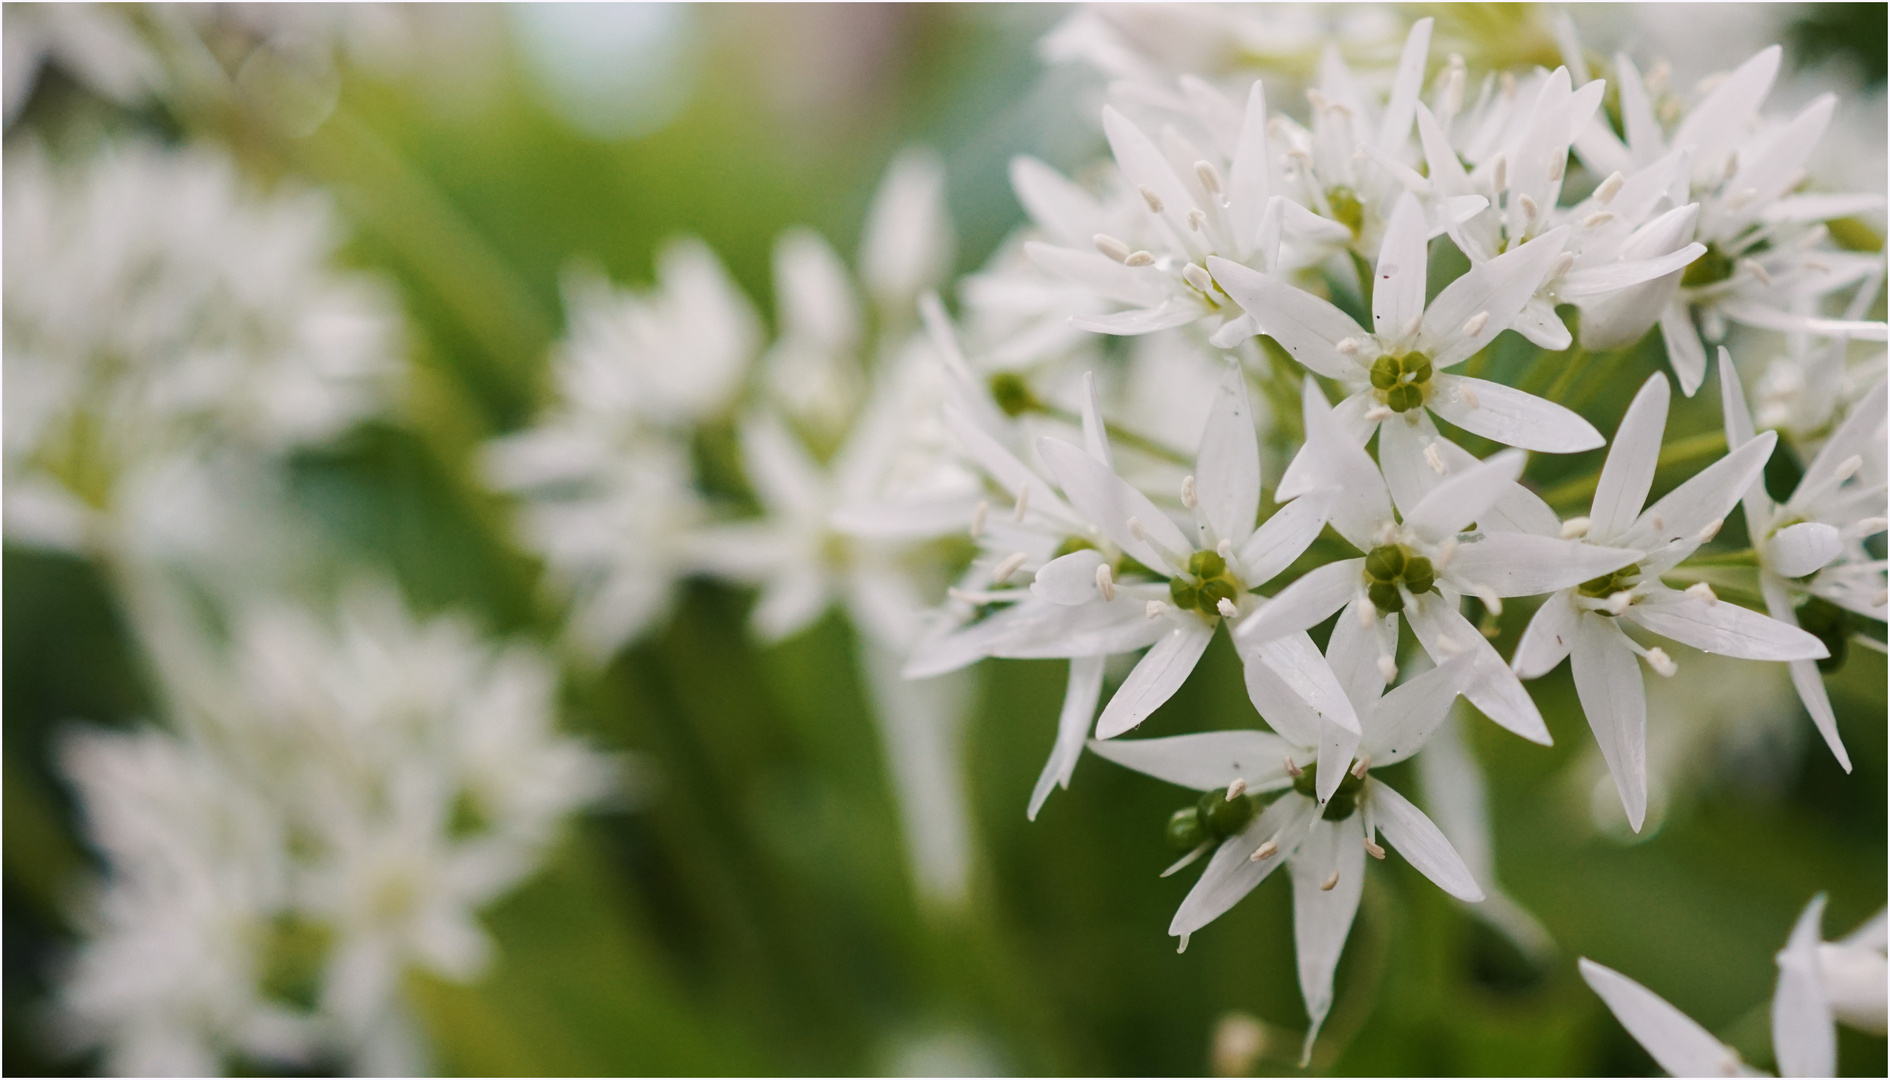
1581 895 1888 1078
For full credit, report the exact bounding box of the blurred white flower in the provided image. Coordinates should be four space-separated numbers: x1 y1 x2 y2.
3 2 162 123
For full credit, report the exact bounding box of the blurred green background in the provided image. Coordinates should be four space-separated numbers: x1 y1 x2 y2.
5 4 1886 1075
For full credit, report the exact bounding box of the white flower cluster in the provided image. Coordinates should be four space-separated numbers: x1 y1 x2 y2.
56 585 614 1075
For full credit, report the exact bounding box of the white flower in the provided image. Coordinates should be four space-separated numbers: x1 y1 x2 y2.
1581 894 1886 1078
1719 350 1887 772
1240 378 1637 744
1211 194 1603 459
1089 623 1480 1062
1513 372 1828 829
4 3 162 123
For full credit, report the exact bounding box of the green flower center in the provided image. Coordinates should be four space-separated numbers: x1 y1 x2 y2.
1326 185 1365 238
1577 566 1639 603
1363 544 1435 614
1292 763 1365 821
1680 242 1735 289
1369 351 1433 413
1169 548 1242 619
1165 786 1259 850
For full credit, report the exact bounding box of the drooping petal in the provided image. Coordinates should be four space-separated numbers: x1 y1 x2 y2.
1623 585 1827 662
1760 577 1851 772
1658 301 1708 396
1427 375 1604 453
1365 779 1483 900
1402 449 1526 543
1170 795 1317 941
1578 959 1752 1078
1291 816 1368 1064
1028 656 1106 820
1571 615 1648 832
1235 559 1363 645
1589 372 1671 542
1372 193 1431 342
1039 435 1192 573
1086 728 1294 792
1420 227 1571 369
1031 548 1109 605
1773 894 1837 1080
1405 593 1552 745
1512 589 1579 678
1094 620 1216 738
1445 533 1641 597
1362 656 1470 765
1195 370 1262 549
1235 493 1330 587
1622 431 1776 556
1207 258 1363 379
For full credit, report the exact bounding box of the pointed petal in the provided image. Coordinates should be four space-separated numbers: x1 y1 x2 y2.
1421 227 1571 368
1378 17 1432 150
1207 258 1363 379
1292 817 1368 1060
1614 54 1664 164
1373 193 1431 341
741 412 829 517
1315 717 1363 805
1236 493 1330 588
1671 46 1781 176
1025 241 1169 307
1070 300 1207 336
1406 592 1552 744
1366 779 1483 900
1622 431 1776 554
1774 895 1836 1080
1029 657 1106 820
1571 615 1648 831
1560 243 1708 298
1094 621 1216 738
1235 559 1362 645
1363 655 1470 765
1298 380 1393 549
1403 449 1526 543
1325 597 1393 717
1513 589 1578 678
1039 435 1192 572
1103 105 1202 248
1010 156 1104 246
1086 728 1294 792
1429 375 1604 453
1761 578 1852 772
942 402 1073 521
1080 369 1114 467
1658 302 1708 396
1589 372 1671 542
1196 371 1262 549
1031 548 1108 605
1623 585 1827 662
1248 631 1362 735
1717 348 1774 538
1446 533 1640 597
1171 795 1317 938
1227 81 1273 252
1579 959 1750 1078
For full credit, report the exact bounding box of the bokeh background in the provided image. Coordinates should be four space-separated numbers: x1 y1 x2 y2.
5 4 1886 1075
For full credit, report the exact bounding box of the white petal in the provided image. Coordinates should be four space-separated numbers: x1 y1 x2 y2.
752 570 833 642
1171 795 1316 939
1372 193 1431 341
1513 294 1575 352
1039 435 1192 573
1622 431 1776 554
1362 655 1470 765
1246 631 1363 736
741 411 829 517
1761 578 1852 773
1428 375 1604 453
1589 373 1670 542
1102 105 1201 248
1366 779 1483 900
1235 494 1330 587
1405 593 1552 745
1298 379 1393 549
1207 258 1363 379
1291 816 1367 1060
1025 241 1169 307
1070 300 1207 336
989 596 1171 660
1079 368 1114 467
1671 46 1781 176
1658 301 1708 396
860 148 953 309
1010 155 1105 246
1377 410 1445 517
1377 17 1432 151
1031 548 1108 605
1716 348 1774 537
1403 449 1526 543
1624 585 1828 662
1094 621 1216 738
1086 727 1293 792
1029 657 1105 820
1239 636 1325 747
1762 192 1887 225
1571 615 1648 832
1235 559 1362 645
1512 589 1578 678
1446 533 1640 597
1195 371 1262 549
1227 81 1273 253
1420 227 1570 368
1325 596 1393 717
1579 959 1750 1078
1315 717 1363 805
1774 895 1836 1080
1769 522 1843 579
1560 243 1708 299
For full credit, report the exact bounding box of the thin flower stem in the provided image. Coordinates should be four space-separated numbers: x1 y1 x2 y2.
1348 248 1376 315
1539 347 1591 404
1678 548 1762 568
1562 343 1642 413
1540 429 1728 508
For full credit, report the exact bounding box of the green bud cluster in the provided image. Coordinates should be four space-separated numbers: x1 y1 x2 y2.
1363 544 1434 614
1291 762 1366 821
1169 549 1241 618
1165 785 1259 850
1796 596 1853 674
1369 351 1434 413
1326 185 1365 238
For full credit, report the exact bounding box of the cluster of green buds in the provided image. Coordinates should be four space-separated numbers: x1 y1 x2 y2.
1291 760 1366 821
1577 565 1640 609
1363 544 1435 614
1166 784 1259 851
1325 185 1365 238
1169 548 1241 619
1369 350 1434 413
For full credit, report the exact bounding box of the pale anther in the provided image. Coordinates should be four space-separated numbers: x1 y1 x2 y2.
1835 455 1863 482
1225 778 1247 800
1697 518 1723 543
1459 385 1480 410
1186 208 1207 233
1095 563 1116 601
1217 539 1233 560
1518 193 1539 220
1582 211 1615 228
1740 258 1771 286
1140 186 1165 214
1461 311 1489 336
1474 586 1503 616
1250 839 1279 862
1434 538 1458 569
1594 172 1624 204
1377 655 1398 683
1094 234 1132 263
1489 154 1507 193
1560 516 1591 539
1283 755 1302 778
992 552 1028 583
1363 837 1387 860
1645 647 1677 677
1356 602 1376 628
1194 160 1223 196
1686 582 1719 605
1217 597 1239 619
1424 443 1447 475
1146 600 1169 620
1182 262 1215 293
1013 484 1030 522
1550 251 1576 278
1365 405 1393 423
1320 871 1340 892
1549 154 1566 183
1336 337 1361 355
1124 250 1156 267
969 500 988 539
1180 474 1199 509
1605 591 1632 616
1349 755 1371 779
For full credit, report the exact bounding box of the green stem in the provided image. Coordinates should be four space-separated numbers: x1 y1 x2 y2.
1539 347 1590 404
1348 248 1375 315
1677 548 1761 568
1563 342 1641 413
1540 429 1728 508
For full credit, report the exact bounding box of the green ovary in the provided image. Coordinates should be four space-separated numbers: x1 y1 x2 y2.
1169 548 1241 618
1369 351 1433 413
1363 544 1435 614
1292 763 1366 821
1165 786 1259 849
